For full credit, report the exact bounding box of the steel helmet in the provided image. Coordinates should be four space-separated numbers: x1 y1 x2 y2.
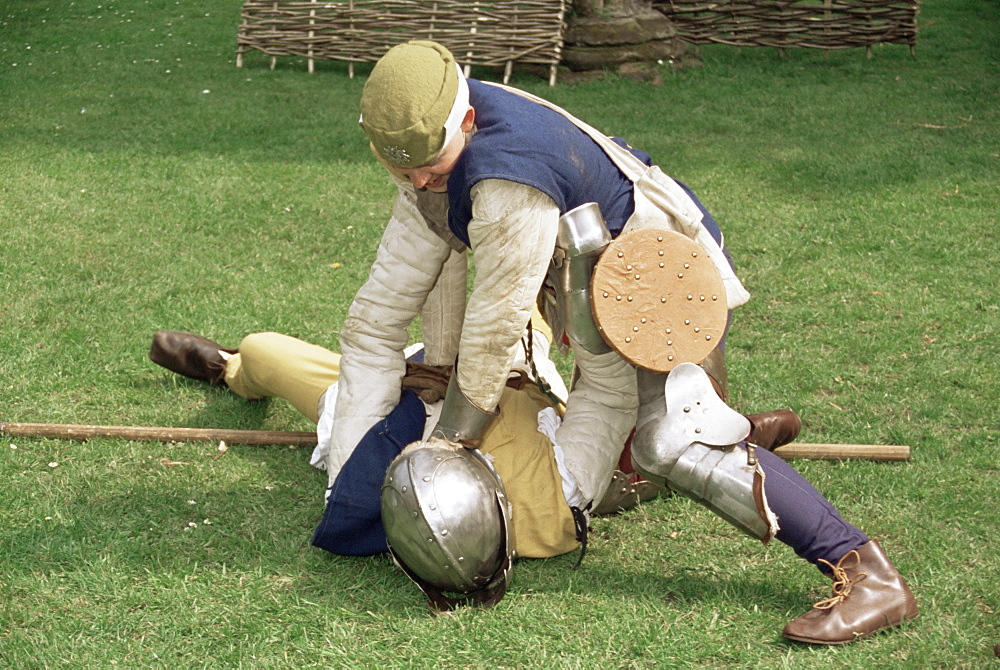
381 438 513 610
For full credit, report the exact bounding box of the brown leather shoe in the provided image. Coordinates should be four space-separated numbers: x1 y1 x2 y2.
782 540 918 645
149 330 236 386
745 409 802 451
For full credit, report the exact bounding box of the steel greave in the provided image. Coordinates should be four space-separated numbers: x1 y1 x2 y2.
631 366 778 543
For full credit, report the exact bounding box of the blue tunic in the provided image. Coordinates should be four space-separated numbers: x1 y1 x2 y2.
446 80 652 247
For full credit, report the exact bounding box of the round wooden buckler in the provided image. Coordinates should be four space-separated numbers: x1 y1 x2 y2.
591 228 728 373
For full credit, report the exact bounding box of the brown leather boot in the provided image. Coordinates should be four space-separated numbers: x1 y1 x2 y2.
149 331 236 386
782 540 918 644
745 409 802 451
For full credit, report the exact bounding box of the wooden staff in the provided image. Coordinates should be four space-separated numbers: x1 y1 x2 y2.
772 442 910 462
1 421 909 461
0 422 317 447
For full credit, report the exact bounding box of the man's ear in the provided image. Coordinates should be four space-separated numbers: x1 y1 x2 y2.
460 107 476 133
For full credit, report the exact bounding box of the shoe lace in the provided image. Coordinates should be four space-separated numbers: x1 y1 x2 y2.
812 549 868 610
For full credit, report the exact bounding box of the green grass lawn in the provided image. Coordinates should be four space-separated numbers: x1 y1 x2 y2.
1 0 997 666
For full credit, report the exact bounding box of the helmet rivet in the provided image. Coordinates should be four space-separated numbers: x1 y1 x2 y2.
678 273 684 278
695 427 703 434
626 264 633 271
657 236 663 242
694 327 701 333
684 406 691 413
603 292 609 298
625 337 632 343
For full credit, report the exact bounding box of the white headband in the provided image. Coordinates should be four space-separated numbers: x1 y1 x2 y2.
440 63 470 151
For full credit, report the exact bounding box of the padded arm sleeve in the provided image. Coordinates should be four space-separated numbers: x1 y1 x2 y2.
458 179 560 411
329 183 453 480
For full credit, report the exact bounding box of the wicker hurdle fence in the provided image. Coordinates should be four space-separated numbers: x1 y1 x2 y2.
236 0 567 85
654 0 919 56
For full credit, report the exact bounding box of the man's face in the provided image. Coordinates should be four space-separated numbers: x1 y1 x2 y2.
397 129 466 193
394 106 474 193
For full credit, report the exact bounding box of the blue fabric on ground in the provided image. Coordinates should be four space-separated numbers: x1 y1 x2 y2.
311 389 427 556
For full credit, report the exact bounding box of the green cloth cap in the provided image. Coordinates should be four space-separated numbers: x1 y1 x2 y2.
360 41 459 168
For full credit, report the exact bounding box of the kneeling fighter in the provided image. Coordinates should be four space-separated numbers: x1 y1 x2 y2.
337 40 916 645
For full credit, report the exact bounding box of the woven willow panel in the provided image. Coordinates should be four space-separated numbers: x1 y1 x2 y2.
236 0 567 84
655 0 918 53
